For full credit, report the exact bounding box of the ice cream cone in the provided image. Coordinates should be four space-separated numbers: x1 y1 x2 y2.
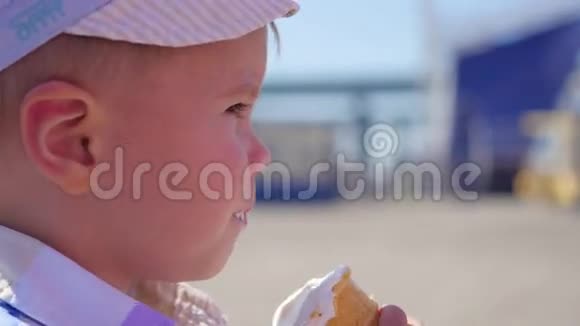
273 265 420 326
327 269 379 326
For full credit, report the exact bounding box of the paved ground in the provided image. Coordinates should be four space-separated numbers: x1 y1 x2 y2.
196 197 580 326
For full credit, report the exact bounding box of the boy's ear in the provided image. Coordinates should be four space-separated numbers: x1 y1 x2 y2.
20 81 102 195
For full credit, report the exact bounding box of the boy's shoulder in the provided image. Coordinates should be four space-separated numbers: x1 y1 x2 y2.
0 225 228 325
0 225 167 325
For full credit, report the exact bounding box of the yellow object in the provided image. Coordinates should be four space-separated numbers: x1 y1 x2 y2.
515 111 580 207
515 169 579 206
327 269 380 326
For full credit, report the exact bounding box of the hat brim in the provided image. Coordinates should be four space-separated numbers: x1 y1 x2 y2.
64 0 299 47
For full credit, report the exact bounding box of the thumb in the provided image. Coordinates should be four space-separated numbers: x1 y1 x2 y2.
378 305 408 326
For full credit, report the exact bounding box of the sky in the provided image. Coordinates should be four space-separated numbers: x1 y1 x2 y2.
265 0 426 82
264 0 580 83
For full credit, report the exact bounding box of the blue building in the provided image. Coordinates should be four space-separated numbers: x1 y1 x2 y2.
451 10 580 192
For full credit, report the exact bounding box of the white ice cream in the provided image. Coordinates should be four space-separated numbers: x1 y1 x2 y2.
272 265 350 326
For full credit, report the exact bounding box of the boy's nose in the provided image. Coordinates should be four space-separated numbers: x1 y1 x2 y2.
248 135 271 171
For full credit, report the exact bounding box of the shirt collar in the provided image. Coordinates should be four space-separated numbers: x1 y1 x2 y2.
0 225 174 325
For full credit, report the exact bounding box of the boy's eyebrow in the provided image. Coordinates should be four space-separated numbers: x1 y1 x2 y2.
220 80 262 100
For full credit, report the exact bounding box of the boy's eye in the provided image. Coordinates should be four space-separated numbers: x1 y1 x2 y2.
226 103 250 118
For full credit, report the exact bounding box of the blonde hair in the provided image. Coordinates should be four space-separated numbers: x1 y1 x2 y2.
0 23 280 132
0 34 164 135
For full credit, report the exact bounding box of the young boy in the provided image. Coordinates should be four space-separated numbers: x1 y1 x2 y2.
0 1 412 325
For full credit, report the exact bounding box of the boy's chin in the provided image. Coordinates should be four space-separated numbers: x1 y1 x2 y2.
193 229 242 280
156 259 229 283
156 232 240 282
191 259 229 281
177 248 236 282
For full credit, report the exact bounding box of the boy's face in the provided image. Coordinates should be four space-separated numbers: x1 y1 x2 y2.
96 27 271 281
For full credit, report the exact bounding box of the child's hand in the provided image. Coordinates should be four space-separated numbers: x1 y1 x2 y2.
379 305 421 326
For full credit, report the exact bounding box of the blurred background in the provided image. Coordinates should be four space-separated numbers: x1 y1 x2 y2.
198 1 580 325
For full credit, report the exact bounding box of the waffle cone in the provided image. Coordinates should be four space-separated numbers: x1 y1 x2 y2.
326 270 379 326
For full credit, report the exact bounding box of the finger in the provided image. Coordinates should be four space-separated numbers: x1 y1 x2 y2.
379 305 408 326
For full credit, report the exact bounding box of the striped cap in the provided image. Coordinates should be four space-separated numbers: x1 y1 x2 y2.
0 0 299 72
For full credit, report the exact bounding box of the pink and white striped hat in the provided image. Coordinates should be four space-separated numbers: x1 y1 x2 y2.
0 0 299 72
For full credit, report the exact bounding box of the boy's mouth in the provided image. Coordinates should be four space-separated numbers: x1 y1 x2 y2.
233 211 249 226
